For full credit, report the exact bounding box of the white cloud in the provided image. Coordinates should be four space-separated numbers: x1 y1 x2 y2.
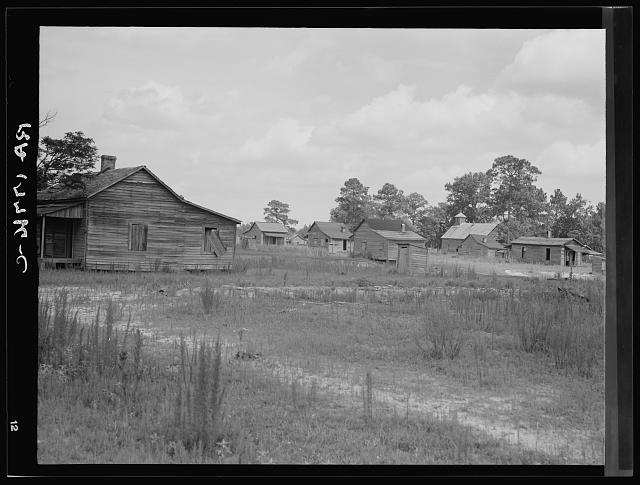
495 29 605 108
238 118 314 160
103 81 217 130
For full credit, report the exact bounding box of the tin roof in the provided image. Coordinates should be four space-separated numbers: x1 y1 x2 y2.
510 237 578 247
441 221 499 240
308 221 352 240
249 222 289 234
462 234 505 250
352 218 425 242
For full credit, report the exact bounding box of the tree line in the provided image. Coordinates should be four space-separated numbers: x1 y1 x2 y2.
328 155 605 252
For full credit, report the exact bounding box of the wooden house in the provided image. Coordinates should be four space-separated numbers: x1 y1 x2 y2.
440 212 500 252
306 221 353 256
36 155 240 271
241 221 288 248
351 218 426 262
457 234 506 258
508 236 594 266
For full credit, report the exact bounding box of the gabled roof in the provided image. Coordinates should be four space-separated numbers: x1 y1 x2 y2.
308 221 352 240
352 218 425 242
454 212 466 218
37 165 241 223
354 218 413 232
441 221 499 240
245 221 288 234
461 234 505 250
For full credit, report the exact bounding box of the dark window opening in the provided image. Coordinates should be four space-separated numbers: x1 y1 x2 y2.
343 240 347 251
129 223 148 251
545 247 551 261
521 247 526 258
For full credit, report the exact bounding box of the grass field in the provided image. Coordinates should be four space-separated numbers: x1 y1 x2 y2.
37 248 604 464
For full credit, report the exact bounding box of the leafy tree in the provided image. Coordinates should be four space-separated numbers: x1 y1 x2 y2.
263 200 298 229
329 178 373 228
547 188 568 237
487 155 544 242
415 203 450 248
37 131 99 190
402 192 429 227
373 182 405 219
444 171 492 223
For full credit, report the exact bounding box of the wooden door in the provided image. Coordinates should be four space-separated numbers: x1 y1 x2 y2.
397 245 410 273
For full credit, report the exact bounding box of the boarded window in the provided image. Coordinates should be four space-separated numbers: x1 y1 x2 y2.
129 223 148 251
545 247 551 261
204 227 226 257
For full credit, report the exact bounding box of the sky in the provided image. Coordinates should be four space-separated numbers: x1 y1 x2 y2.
39 27 606 226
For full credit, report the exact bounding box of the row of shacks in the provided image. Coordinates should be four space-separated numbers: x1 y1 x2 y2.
242 219 430 275
35 158 602 273
440 212 604 270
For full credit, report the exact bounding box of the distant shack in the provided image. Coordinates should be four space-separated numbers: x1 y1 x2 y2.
508 236 597 266
457 234 506 258
352 218 426 262
440 212 500 253
306 221 353 256
241 222 288 248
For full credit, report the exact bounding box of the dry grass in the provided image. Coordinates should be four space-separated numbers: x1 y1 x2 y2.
37 248 605 464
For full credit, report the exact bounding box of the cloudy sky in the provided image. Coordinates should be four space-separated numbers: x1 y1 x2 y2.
40 27 605 225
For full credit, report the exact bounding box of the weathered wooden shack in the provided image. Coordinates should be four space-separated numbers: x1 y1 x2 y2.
306 221 353 256
457 234 506 258
440 212 500 252
36 156 240 271
508 236 593 266
352 218 427 262
241 221 288 248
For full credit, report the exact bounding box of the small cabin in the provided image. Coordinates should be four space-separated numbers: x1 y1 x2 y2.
306 221 353 256
36 155 240 271
508 236 593 266
352 218 426 262
241 221 288 248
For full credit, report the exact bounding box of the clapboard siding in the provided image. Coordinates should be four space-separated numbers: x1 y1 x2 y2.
352 223 387 260
85 169 236 271
510 244 563 265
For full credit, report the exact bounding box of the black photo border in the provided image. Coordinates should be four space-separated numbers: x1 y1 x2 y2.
4 2 634 478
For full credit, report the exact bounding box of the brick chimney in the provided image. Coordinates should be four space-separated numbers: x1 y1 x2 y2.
482 237 487 243
546 230 551 238
101 155 116 172
401 223 406 232
341 225 345 233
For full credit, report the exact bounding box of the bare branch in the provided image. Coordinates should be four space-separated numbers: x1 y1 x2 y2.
39 110 58 128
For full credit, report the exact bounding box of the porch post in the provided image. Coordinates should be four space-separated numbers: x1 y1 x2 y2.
40 215 46 259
